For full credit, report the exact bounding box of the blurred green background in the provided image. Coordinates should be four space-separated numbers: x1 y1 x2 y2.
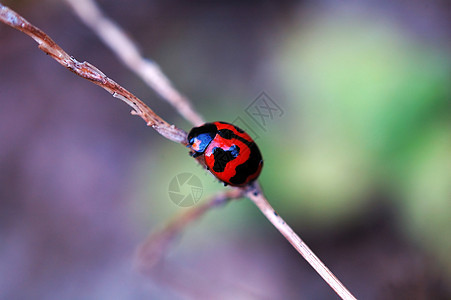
1 0 450 299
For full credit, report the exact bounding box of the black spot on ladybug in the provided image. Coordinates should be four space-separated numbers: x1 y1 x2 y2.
233 125 244 133
217 129 234 140
212 145 240 172
229 143 262 185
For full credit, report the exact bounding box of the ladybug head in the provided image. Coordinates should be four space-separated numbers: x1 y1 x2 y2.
187 123 218 156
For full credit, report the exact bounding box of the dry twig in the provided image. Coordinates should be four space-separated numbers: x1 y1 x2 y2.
0 3 186 144
136 188 244 271
64 0 205 127
246 186 356 300
0 3 356 299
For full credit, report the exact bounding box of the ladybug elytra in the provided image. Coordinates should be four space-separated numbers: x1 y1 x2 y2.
187 121 263 187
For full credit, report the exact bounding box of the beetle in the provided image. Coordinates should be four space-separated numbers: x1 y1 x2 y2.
187 121 263 186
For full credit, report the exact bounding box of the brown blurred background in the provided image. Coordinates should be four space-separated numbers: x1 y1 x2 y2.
0 0 450 299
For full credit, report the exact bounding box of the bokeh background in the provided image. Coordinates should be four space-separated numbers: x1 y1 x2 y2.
0 0 450 299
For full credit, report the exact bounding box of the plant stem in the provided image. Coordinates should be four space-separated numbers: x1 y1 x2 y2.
246 188 357 300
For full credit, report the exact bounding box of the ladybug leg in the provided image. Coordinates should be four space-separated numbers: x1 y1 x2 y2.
190 151 202 158
223 182 228 187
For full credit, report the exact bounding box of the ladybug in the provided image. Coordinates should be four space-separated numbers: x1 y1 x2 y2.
187 121 263 187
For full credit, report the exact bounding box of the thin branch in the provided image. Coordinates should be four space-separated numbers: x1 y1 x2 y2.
64 0 205 127
138 185 357 300
135 188 244 272
0 3 186 144
246 186 356 300
0 3 356 299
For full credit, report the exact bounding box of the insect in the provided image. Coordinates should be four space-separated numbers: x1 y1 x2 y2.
187 121 263 187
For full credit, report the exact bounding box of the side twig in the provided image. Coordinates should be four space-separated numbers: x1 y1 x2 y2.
0 3 356 299
64 0 205 127
136 188 244 271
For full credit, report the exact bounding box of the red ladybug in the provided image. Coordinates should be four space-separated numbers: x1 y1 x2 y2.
187 121 263 187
